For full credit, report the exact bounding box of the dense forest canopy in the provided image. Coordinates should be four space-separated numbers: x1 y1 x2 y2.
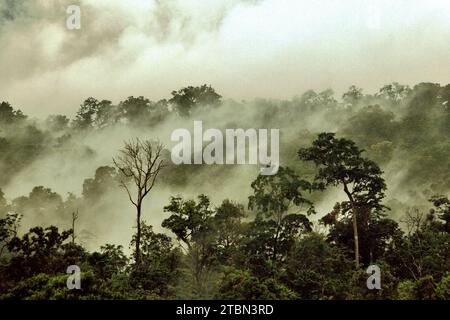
0 82 449 299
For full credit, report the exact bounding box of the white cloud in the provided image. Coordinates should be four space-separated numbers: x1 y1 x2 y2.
1 0 449 116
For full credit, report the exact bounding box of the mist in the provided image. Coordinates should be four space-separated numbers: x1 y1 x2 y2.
1 81 448 253
1 0 449 252
0 0 449 117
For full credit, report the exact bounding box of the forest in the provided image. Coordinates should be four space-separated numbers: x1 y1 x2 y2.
0 82 449 300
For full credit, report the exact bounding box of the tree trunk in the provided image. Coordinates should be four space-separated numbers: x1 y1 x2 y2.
343 182 360 270
352 205 360 269
71 210 78 245
72 212 75 244
271 211 282 279
135 205 142 266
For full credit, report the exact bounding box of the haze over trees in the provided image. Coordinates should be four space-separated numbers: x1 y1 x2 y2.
0 83 449 300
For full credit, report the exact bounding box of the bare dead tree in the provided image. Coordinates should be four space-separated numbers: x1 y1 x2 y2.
113 138 164 266
71 210 79 244
401 207 425 235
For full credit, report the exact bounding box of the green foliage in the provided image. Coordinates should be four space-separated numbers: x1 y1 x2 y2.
242 214 311 279
216 268 297 300
436 273 450 300
346 261 398 300
325 209 402 265
89 244 128 280
129 222 181 297
429 195 450 232
414 275 437 300
5 226 74 279
283 233 353 299
343 86 363 106
118 96 169 126
397 280 416 300
0 101 26 126
249 166 314 216
162 195 217 297
213 200 245 264
386 223 450 282
0 83 449 300
12 186 63 223
45 115 70 132
0 211 20 266
299 132 388 269
162 194 214 248
368 140 394 164
343 105 397 147
169 84 222 117
246 167 314 277
82 166 118 202
377 82 411 103
298 133 386 213
72 98 113 130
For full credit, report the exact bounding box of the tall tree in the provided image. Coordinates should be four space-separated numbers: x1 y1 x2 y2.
113 139 164 266
213 200 245 263
0 213 21 258
377 82 411 103
429 195 450 233
130 221 181 297
342 86 363 106
0 102 26 126
162 195 216 297
298 133 386 269
247 167 314 276
169 85 222 117
73 97 113 130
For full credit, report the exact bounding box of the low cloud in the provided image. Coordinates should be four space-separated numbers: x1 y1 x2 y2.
0 0 449 118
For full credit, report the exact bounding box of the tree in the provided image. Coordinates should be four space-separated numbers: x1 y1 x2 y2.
0 102 26 126
73 97 113 130
213 200 245 264
323 204 401 265
399 83 440 148
436 273 450 300
130 222 181 297
113 139 164 266
428 195 450 233
295 89 337 113
283 233 353 299
88 244 128 280
377 82 411 103
5 226 73 281
342 105 397 147
70 210 79 244
386 200 450 282
82 166 118 202
342 86 363 106
299 133 387 269
169 85 222 117
247 167 314 276
12 186 63 224
162 194 216 297
0 213 20 258
45 115 70 132
216 267 297 300
0 189 10 216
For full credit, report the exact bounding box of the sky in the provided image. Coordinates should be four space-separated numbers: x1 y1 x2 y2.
0 0 449 117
